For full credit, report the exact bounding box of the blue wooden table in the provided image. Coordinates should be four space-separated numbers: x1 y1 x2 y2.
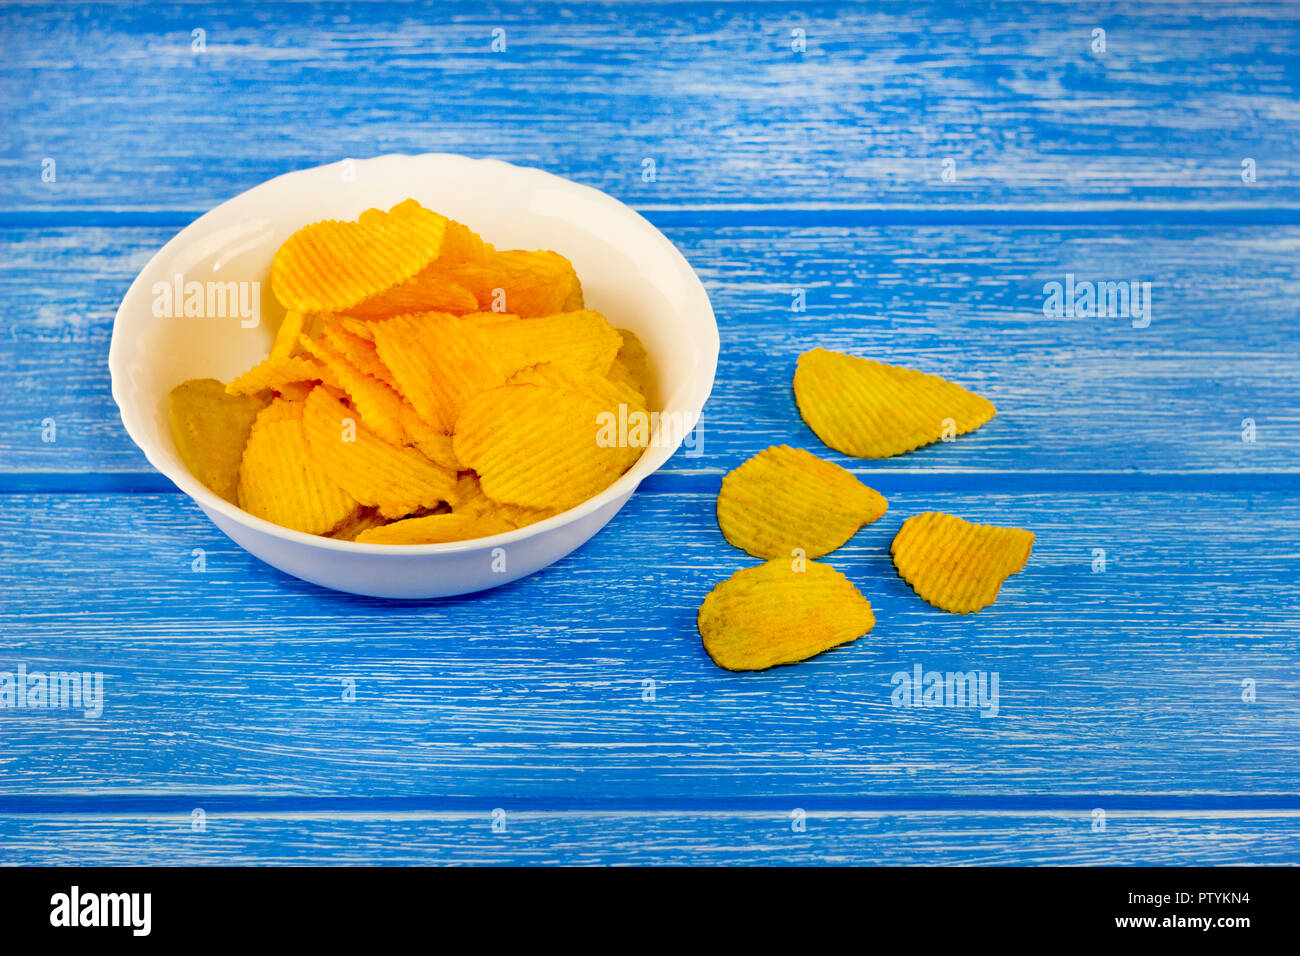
2 1 1298 865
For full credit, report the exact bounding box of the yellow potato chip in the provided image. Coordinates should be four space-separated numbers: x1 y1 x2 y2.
237 399 359 534
269 310 307 361
717 445 888 559
168 378 266 503
508 361 645 417
697 560 876 671
335 315 375 341
344 272 478 320
793 348 996 458
446 471 556 528
608 328 655 409
321 321 399 389
274 381 314 402
453 383 641 510
890 511 1034 614
440 218 494 264
301 385 457 519
371 311 506 432
271 201 448 312
468 310 622 377
327 506 390 541
226 354 341 396
438 249 583 316
297 333 406 445
354 512 514 545
396 404 463 471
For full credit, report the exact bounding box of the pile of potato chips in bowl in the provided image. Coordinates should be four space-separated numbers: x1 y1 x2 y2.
110 155 718 598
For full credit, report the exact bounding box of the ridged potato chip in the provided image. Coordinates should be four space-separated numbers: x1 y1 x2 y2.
321 321 399 389
328 506 390 541
169 378 265 504
891 511 1034 614
608 328 655 409
468 310 622 377
441 218 494 263
270 310 307 360
396 404 463 471
453 383 641 510
793 348 996 458
237 399 359 534
698 560 876 671
439 249 583 316
271 201 448 312
302 386 457 519
226 354 341 396
372 311 505 432
355 512 514 545
717 445 887 559
446 471 556 528
298 333 406 445
344 273 478 320
508 361 645 417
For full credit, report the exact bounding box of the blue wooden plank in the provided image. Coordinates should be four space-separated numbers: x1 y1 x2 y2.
2 486 1297 802
3 810 1298 866
2 1 1297 211
2 223 1298 476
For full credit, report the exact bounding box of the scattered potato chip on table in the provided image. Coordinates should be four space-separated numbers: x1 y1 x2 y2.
793 347 996 458
890 511 1035 614
717 445 888 559
697 560 876 671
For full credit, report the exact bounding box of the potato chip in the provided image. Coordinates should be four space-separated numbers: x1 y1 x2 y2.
371 311 505 432
226 353 342 397
717 445 887 559
269 310 307 361
301 385 457 519
508 361 645 417
297 333 406 445
320 321 399 389
890 511 1034 614
168 378 266 504
354 512 514 545
437 249 583 316
327 506 390 541
271 201 448 312
344 273 478 320
335 315 375 341
468 310 622 377
697 560 875 671
793 348 996 458
396 404 463 471
441 218 493 264
453 383 640 510
237 399 359 534
608 328 655 408
274 381 315 402
446 471 556 528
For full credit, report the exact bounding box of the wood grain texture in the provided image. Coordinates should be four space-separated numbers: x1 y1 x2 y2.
2 223 1298 476
3 811 1298 866
4 0 1299 865
2 1 1298 212
3 486 1297 802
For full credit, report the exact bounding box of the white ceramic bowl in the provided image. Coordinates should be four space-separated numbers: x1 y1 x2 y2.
110 154 718 598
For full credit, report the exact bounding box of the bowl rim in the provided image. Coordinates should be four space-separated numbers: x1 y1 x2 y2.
109 152 719 554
